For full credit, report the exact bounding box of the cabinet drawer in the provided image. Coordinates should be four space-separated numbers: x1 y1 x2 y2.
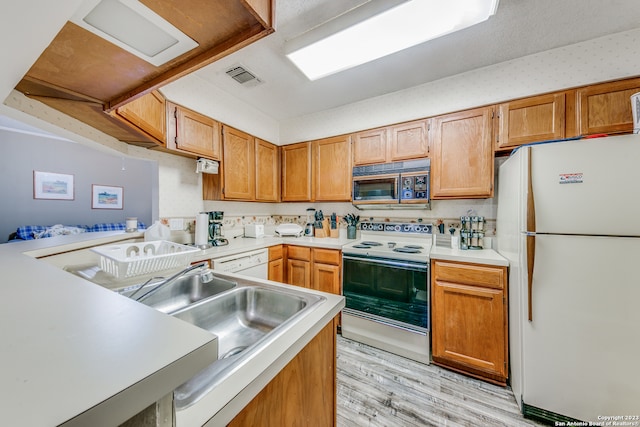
269 245 283 261
313 248 340 265
432 260 505 290
287 245 311 261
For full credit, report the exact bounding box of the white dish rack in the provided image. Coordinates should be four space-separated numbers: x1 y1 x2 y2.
91 240 199 279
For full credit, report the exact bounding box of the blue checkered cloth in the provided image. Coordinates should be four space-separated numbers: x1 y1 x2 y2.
14 222 146 240
16 225 89 240
90 222 146 232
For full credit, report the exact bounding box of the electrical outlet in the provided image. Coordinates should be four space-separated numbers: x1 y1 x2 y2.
169 218 184 231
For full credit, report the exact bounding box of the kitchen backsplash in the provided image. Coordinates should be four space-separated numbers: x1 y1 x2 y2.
159 214 496 242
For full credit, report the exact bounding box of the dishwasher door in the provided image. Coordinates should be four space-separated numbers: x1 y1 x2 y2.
211 248 268 280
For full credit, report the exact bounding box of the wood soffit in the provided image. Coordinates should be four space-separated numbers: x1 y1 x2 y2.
15 0 274 113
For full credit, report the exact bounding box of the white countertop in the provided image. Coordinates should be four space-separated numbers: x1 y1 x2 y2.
198 234 351 260
1 230 507 425
0 232 220 427
429 244 509 267
0 231 344 426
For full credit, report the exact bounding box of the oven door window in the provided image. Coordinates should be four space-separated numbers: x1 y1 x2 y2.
353 176 398 201
343 256 428 330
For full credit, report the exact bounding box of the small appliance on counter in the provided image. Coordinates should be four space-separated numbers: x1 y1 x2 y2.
275 223 303 237
244 224 264 238
208 211 228 246
304 208 315 237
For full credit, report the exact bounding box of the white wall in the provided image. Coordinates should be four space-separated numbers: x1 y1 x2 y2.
279 27 640 144
160 75 280 144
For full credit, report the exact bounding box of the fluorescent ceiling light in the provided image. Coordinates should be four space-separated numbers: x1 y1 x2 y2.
285 0 500 81
70 0 198 66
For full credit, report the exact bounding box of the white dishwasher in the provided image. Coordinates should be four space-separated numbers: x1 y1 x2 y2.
211 248 268 279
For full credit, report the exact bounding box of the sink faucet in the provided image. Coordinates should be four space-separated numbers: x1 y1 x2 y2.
130 262 213 302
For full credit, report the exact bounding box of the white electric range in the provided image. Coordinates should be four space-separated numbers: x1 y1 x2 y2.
341 222 433 364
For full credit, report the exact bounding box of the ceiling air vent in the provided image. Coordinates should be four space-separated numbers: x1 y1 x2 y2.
225 65 264 87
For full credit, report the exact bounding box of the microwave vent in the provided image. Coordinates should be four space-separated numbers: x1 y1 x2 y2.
353 158 429 176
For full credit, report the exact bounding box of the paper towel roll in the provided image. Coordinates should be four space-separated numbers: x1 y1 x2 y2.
195 213 209 246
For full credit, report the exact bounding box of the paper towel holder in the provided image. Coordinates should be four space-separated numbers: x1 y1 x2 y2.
196 158 219 174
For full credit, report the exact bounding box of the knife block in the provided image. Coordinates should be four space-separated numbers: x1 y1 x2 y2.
314 219 330 238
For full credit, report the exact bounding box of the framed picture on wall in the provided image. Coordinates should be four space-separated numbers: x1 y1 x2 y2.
92 184 123 210
33 171 75 200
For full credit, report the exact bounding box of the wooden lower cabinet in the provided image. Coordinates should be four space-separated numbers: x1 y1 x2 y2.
229 317 338 427
268 245 284 282
284 246 341 295
431 260 508 385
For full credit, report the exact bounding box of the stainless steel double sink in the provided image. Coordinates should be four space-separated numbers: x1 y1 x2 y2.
119 269 325 409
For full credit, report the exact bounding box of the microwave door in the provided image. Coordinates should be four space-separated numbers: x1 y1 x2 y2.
353 174 399 203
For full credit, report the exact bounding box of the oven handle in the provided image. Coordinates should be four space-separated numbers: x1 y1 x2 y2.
342 255 428 271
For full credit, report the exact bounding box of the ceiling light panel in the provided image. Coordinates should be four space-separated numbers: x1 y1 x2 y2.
285 0 500 81
70 0 198 66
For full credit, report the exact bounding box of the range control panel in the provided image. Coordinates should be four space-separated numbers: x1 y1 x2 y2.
400 173 429 201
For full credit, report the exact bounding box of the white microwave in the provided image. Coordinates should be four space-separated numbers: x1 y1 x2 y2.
352 159 430 209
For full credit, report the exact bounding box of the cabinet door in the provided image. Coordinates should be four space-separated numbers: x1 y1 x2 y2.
255 138 279 202
175 106 221 159
222 126 255 200
314 135 352 201
312 263 341 295
389 119 429 161
353 127 388 165
115 90 166 144
496 93 565 150
431 107 494 199
228 318 337 427
431 260 508 385
576 77 640 135
268 259 284 282
282 142 312 201
286 259 311 288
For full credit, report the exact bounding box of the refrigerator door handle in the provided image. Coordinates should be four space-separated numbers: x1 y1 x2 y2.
526 147 536 322
526 234 535 321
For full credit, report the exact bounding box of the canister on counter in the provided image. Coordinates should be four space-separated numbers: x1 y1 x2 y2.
125 217 138 233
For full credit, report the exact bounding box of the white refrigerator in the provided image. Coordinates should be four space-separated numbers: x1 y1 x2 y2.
496 135 640 424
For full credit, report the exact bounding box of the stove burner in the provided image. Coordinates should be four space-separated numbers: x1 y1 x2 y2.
403 245 424 249
352 244 373 249
360 241 383 246
393 247 421 254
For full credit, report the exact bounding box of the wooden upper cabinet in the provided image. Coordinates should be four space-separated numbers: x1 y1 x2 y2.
353 120 428 166
222 126 255 200
575 77 640 136
282 142 312 202
114 90 166 145
389 119 429 161
431 107 494 199
173 104 221 160
255 138 280 202
353 127 388 165
496 93 565 150
313 135 352 201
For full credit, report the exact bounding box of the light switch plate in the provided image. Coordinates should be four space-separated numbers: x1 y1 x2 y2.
169 218 184 231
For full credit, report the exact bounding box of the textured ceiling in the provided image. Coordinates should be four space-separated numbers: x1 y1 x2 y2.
180 0 640 121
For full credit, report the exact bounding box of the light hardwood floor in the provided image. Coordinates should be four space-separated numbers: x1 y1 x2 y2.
336 335 545 427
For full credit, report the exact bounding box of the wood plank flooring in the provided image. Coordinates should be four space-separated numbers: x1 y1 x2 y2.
336 335 545 427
